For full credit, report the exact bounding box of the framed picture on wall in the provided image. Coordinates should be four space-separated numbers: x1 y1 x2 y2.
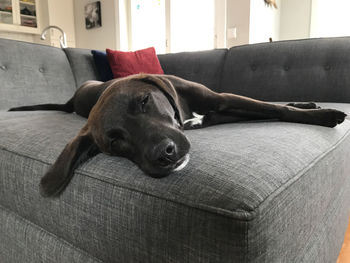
85 1 102 29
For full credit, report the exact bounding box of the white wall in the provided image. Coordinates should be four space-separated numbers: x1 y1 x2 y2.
33 0 76 47
279 0 312 41
0 31 35 42
45 0 76 47
33 0 50 45
73 0 120 50
226 0 281 47
249 0 280 44
226 0 250 47
118 0 129 51
215 0 227 48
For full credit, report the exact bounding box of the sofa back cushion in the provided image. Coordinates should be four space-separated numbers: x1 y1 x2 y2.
158 49 227 92
0 38 76 110
64 48 99 88
220 37 350 103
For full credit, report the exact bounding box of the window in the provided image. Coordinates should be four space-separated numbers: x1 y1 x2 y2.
130 0 166 53
170 0 215 52
128 0 216 53
310 0 350 38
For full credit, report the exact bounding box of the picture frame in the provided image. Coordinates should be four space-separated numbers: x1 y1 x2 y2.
85 1 102 30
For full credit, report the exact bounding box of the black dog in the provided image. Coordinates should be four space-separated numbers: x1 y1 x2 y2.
9 74 347 197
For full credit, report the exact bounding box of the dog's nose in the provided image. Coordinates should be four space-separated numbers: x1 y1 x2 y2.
152 139 177 165
165 141 176 156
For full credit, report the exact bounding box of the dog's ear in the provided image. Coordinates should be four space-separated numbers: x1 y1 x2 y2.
40 125 99 197
136 75 184 127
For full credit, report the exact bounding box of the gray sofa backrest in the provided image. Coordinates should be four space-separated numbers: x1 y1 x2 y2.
62 37 350 104
64 48 228 92
64 48 99 88
158 49 227 92
0 38 76 110
2 37 350 111
221 37 350 103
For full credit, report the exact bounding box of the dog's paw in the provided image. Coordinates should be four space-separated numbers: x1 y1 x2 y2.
184 113 204 130
287 102 320 109
318 109 347 127
184 118 203 129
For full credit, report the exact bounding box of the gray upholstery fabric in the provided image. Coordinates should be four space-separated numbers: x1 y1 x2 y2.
64 48 99 88
0 103 349 262
0 39 76 110
0 205 101 263
158 49 227 92
221 37 350 102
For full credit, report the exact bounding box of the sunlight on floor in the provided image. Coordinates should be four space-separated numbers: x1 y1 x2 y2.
337 216 350 263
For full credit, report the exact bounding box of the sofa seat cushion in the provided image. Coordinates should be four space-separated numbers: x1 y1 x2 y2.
0 103 350 262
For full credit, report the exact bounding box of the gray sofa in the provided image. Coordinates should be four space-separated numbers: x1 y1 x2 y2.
0 36 349 263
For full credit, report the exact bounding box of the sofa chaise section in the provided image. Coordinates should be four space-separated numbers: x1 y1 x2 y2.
1 37 350 262
1 105 350 262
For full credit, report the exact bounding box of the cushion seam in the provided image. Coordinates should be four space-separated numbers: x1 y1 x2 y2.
0 203 104 263
218 49 229 92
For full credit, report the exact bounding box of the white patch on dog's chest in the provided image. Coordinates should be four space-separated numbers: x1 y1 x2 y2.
184 112 204 127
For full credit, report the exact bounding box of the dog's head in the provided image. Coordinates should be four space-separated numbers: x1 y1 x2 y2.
88 74 191 176
40 74 191 197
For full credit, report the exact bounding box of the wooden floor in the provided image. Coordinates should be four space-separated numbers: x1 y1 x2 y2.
337 216 350 263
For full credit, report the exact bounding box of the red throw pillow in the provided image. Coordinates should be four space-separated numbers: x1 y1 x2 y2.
106 47 164 78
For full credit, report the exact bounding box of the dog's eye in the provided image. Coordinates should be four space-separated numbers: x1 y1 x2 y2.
140 94 150 113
